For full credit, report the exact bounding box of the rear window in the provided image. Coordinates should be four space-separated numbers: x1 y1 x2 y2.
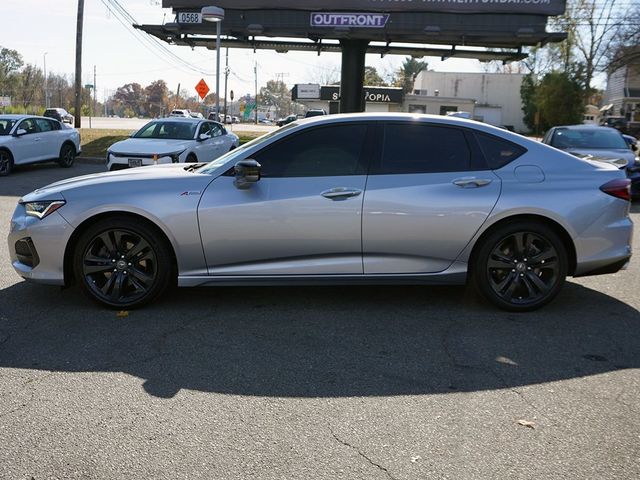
475 133 526 170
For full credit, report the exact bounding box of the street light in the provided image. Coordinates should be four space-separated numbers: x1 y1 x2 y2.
202 6 225 120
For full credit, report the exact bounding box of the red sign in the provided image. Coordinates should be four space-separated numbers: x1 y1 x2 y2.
195 79 210 100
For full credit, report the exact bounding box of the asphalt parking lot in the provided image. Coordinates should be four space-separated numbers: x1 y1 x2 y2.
1 163 639 479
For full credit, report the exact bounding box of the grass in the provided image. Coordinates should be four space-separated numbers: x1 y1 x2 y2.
78 128 262 158
79 129 130 158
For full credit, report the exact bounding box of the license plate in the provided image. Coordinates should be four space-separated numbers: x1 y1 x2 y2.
178 12 202 23
128 158 143 168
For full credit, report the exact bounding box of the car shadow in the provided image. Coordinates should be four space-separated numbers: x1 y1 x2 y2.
0 281 637 399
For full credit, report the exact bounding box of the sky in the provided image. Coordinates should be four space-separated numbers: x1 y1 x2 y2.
0 0 590 103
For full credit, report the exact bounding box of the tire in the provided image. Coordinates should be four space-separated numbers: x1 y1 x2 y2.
472 221 568 312
186 153 197 163
58 143 76 168
0 149 13 176
72 216 175 309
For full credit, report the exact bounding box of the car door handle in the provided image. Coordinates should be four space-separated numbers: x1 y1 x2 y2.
452 177 492 188
321 188 363 200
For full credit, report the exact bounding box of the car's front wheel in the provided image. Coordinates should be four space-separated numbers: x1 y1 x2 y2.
0 149 13 176
58 143 76 168
472 221 568 311
73 217 175 308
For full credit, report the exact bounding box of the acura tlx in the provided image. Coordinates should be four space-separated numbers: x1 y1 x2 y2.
8 113 633 311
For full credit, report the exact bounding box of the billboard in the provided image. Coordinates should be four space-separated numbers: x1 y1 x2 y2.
165 0 566 15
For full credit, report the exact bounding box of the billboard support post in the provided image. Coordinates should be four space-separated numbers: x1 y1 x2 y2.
339 39 368 113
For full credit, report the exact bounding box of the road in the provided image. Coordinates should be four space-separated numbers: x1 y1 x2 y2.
0 163 639 479
80 116 277 135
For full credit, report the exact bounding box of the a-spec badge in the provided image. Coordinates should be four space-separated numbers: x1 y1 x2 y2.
180 191 202 196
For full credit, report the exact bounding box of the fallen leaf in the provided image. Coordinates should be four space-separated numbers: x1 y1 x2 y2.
517 419 535 429
411 455 421 463
116 311 129 318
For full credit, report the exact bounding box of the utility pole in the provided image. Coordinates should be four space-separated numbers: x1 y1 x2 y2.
74 0 85 128
223 47 229 120
274 72 289 117
93 65 97 119
254 61 258 125
43 52 48 109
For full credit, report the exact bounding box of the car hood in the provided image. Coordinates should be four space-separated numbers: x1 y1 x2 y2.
109 138 193 155
564 148 635 168
22 164 213 202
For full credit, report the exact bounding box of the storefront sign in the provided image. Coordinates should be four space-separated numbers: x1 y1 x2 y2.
320 86 403 103
296 84 321 99
311 13 389 28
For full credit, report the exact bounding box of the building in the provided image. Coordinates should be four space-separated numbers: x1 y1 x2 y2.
603 48 640 124
411 71 526 132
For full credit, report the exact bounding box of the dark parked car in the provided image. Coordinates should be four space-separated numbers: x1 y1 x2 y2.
43 108 74 124
542 125 640 198
305 109 326 118
276 114 297 127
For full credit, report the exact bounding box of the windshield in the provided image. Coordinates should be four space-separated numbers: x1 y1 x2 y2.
551 128 628 150
197 122 299 175
134 121 197 140
0 119 17 135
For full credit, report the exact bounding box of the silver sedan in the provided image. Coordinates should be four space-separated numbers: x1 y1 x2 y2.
8 113 633 311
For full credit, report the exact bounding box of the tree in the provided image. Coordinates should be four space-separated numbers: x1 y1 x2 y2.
145 80 169 118
364 66 387 86
536 72 584 131
520 74 538 132
395 57 428 93
259 79 292 117
113 83 145 117
0 46 23 93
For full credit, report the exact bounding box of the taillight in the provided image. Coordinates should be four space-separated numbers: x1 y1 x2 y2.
600 178 631 201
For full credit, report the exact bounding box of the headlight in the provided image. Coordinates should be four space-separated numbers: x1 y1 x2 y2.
23 200 66 219
162 150 186 163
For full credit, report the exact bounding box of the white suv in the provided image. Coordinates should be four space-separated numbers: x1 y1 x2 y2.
169 109 191 118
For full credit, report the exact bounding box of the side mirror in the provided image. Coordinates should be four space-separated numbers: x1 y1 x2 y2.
198 133 211 142
234 159 261 189
13 128 27 137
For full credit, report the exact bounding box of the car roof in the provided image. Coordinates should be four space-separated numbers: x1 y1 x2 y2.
0 114 30 120
552 124 621 131
155 117 202 123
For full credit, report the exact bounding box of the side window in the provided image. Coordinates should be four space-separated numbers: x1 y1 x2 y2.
377 123 471 174
475 133 526 169
210 123 223 137
18 119 39 135
199 122 211 137
35 118 53 132
252 124 368 178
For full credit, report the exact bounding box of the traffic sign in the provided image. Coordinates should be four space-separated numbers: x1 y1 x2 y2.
195 79 210 100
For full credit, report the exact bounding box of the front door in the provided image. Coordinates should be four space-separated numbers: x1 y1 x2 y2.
198 123 372 275
11 118 43 164
362 122 502 274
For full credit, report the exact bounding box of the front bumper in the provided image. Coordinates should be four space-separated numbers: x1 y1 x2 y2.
106 152 183 171
8 204 74 285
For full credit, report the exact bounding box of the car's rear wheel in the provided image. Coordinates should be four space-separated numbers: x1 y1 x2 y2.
73 217 175 309
472 222 567 311
58 143 76 168
0 149 13 176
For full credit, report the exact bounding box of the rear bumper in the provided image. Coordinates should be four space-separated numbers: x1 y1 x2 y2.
574 256 631 277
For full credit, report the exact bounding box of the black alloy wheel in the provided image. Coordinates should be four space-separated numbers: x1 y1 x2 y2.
473 222 567 311
58 144 76 168
0 149 13 176
73 218 174 308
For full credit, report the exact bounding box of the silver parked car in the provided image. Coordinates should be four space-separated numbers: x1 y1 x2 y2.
8 113 633 311
106 118 239 171
0 115 81 176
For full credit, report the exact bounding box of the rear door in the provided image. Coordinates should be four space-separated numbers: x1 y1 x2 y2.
34 118 61 160
362 122 501 274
